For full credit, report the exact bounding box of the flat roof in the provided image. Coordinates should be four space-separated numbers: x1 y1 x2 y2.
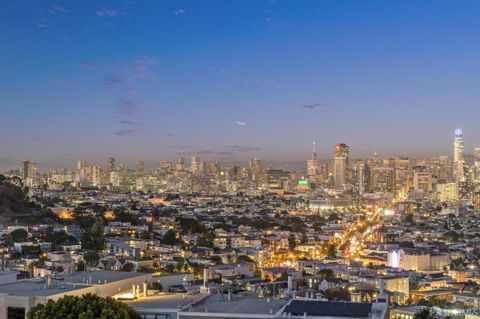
127 293 207 310
284 300 372 317
190 294 287 315
0 280 92 297
69 271 148 285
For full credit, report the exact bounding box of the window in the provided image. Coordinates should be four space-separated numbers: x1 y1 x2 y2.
7 307 25 319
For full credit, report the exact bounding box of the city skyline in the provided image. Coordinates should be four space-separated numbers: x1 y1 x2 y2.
3 1 480 168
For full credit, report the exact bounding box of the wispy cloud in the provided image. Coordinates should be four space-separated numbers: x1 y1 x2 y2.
302 103 332 110
197 150 234 156
133 57 159 77
96 9 118 17
79 60 98 69
224 145 260 153
235 121 247 126
174 9 186 15
115 128 139 136
117 120 139 126
103 74 125 89
51 4 69 14
116 98 138 116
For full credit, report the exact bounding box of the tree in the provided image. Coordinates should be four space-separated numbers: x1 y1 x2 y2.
27 294 141 319
197 232 215 248
151 282 163 291
161 230 179 245
10 229 28 243
139 230 151 240
210 256 223 264
122 263 135 272
318 269 335 279
323 288 350 301
91 220 105 237
414 309 438 319
405 213 414 223
236 255 254 263
84 251 100 265
326 244 338 259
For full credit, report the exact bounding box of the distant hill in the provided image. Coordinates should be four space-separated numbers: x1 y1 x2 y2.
0 176 57 225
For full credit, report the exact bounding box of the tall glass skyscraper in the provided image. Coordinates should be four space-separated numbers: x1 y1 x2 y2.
454 129 464 163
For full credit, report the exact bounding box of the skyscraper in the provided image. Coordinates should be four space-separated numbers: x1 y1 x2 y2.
191 156 202 173
333 143 349 187
107 157 116 173
307 142 319 177
453 129 465 183
21 161 30 181
249 158 263 181
474 147 480 181
454 129 465 163
176 151 185 171
136 160 145 173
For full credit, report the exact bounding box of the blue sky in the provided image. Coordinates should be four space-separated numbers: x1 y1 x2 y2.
1 0 480 169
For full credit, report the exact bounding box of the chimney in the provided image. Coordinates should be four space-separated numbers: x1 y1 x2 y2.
287 274 293 293
143 281 148 297
203 267 209 287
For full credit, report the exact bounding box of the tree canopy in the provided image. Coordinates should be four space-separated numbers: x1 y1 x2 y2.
27 294 141 319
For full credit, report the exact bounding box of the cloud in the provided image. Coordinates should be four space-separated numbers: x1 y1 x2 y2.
236 121 246 126
96 9 118 17
117 120 138 126
133 57 159 76
302 103 332 110
197 150 234 156
103 74 125 89
174 9 186 15
115 128 139 136
224 145 260 153
79 60 98 69
51 4 68 13
255 79 282 87
116 98 138 116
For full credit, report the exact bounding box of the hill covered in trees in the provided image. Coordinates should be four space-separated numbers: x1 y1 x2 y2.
0 175 57 225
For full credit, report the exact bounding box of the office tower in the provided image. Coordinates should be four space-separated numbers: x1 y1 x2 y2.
249 158 263 181
413 166 432 192
368 152 382 168
437 183 458 202
107 157 115 172
21 161 30 180
21 161 38 181
307 142 319 176
454 129 465 183
352 161 370 196
176 151 185 171
136 160 145 173
454 129 465 163
474 148 480 181
91 165 102 186
394 156 412 196
209 161 221 176
77 160 86 172
333 143 349 187
191 156 202 173
371 166 395 194
159 161 173 172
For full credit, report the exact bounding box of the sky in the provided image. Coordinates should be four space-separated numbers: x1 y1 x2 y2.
2 0 480 170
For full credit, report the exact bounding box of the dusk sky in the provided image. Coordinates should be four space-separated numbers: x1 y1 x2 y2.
2 0 480 170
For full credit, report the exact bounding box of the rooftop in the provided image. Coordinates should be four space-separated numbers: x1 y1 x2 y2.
190 294 287 315
0 279 92 297
283 300 373 317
